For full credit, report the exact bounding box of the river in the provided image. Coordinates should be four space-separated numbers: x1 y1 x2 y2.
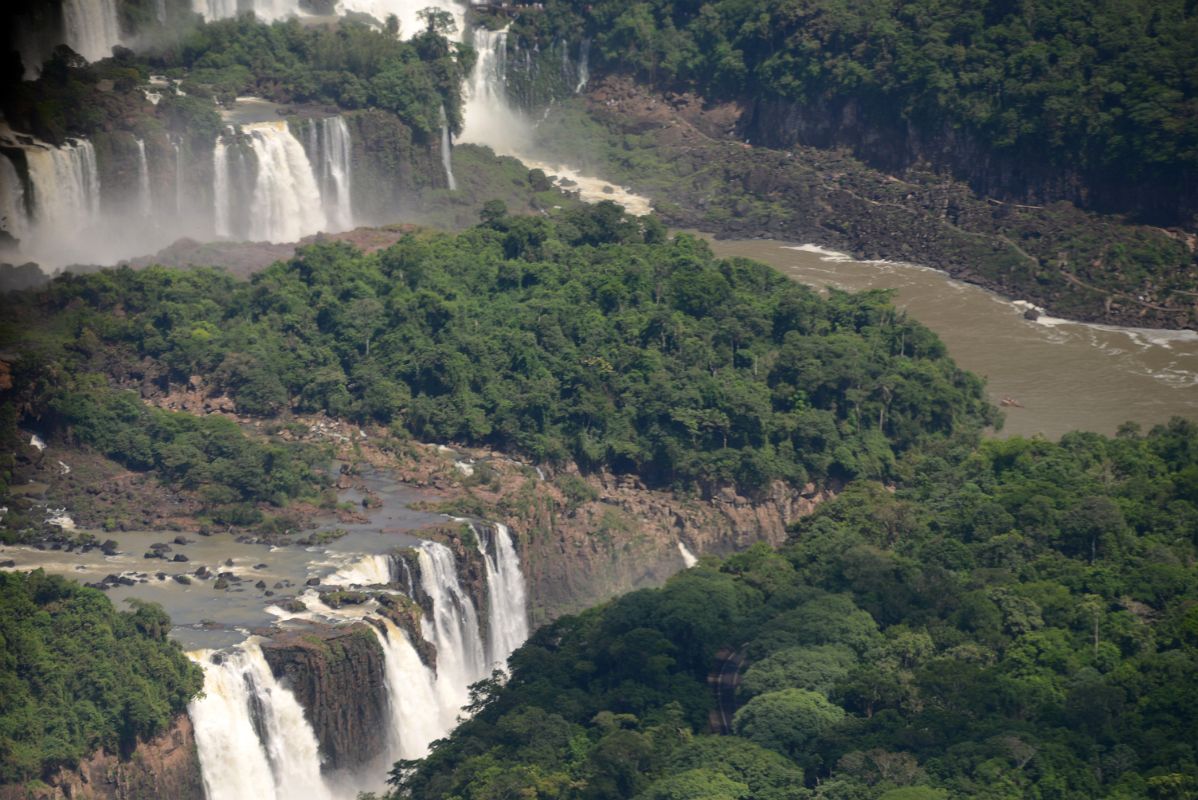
702 239 1198 439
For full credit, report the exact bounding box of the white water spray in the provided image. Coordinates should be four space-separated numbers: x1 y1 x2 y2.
62 0 122 63
678 541 698 568
439 105 457 191
375 619 444 759
135 139 152 218
303 117 355 231
190 643 335 800
244 121 327 243
477 523 528 669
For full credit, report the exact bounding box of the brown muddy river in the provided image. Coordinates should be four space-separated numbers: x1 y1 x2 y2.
704 239 1198 439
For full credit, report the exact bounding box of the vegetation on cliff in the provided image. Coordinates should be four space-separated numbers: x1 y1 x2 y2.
0 570 203 783
384 419 1198 799
510 0 1197 224
0 14 470 147
2 204 993 500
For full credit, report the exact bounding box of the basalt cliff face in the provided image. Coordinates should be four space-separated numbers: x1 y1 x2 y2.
259 621 389 772
0 714 203 800
381 443 835 626
741 95 1197 229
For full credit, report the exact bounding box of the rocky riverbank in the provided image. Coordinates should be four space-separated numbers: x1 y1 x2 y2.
531 77 1198 330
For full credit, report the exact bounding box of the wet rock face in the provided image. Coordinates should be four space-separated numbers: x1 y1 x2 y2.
0 713 204 800
259 622 389 772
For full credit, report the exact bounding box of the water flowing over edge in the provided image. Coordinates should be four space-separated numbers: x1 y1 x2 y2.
189 522 529 798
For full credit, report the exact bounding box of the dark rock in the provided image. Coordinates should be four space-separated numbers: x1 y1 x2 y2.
0 559 15 568
1023 307 1041 320
172 554 189 563
117 576 136 586
195 566 212 579
100 540 119 555
254 563 268 570
306 577 321 586
255 580 267 589
260 622 389 771
173 536 192 546
156 572 167 581
214 577 230 590
224 558 234 567
173 574 192 585
264 590 275 597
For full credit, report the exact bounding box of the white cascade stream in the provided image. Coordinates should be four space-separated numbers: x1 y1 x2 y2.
190 642 336 800
245 121 328 243
62 0 122 63
189 525 530 796
678 541 699 568
303 116 355 231
135 139 152 218
0 136 101 261
417 541 487 728
439 105 457 191
477 522 529 669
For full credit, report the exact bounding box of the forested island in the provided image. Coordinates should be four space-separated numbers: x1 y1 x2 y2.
0 1 1196 799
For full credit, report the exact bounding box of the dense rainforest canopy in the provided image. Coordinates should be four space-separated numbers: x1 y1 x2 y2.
1 204 994 514
387 419 1198 800
0 570 203 783
509 0 1198 221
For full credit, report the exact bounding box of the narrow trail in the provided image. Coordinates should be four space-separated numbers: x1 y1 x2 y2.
708 647 747 734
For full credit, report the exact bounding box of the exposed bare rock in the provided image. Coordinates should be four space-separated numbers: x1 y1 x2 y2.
0 714 203 800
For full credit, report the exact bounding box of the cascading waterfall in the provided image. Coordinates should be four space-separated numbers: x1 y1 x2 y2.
20 137 100 229
246 121 327 243
476 522 528 669
417 541 487 723
0 155 30 244
135 139 152 218
375 619 445 759
62 0 122 63
193 0 301 21
460 27 531 153
439 105 457 191
190 643 335 800
212 137 231 237
575 38 591 93
302 117 355 231
678 541 699 568
338 0 466 41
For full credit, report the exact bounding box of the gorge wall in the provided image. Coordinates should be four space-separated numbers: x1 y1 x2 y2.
741 95 1198 228
0 714 204 800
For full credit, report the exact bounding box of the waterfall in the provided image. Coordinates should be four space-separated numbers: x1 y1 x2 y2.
190 643 335 800
190 530 529 792
62 0 121 63
678 541 699 568
0 155 29 244
173 139 184 215
439 105 457 191
135 139 152 218
245 121 327 242
460 27 531 154
303 117 355 232
212 137 231 237
576 39 591 93
477 523 528 670
375 619 445 759
321 552 396 587
22 139 100 231
417 541 487 720
193 0 303 21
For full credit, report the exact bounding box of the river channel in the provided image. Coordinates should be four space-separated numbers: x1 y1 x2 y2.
704 239 1198 439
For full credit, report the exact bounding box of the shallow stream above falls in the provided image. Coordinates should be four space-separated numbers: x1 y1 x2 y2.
701 238 1198 439
0 465 445 649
